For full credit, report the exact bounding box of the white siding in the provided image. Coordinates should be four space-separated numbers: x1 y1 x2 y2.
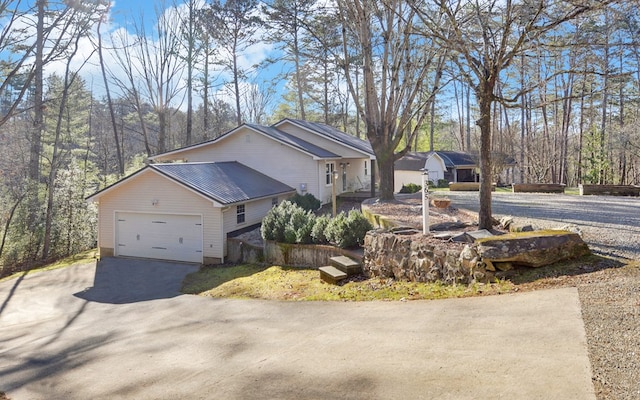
96 170 224 261
395 169 443 192
276 121 370 159
155 128 324 202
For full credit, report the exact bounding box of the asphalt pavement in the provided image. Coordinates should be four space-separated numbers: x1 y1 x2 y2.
1 258 595 399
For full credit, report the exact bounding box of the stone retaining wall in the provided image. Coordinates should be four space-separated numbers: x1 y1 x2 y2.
363 230 490 284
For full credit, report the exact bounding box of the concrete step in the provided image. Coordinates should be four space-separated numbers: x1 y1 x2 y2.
319 266 347 285
330 256 362 276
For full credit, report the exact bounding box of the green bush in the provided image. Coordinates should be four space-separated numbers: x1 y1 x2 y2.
261 201 316 244
399 183 421 193
311 214 331 244
324 210 373 248
284 207 316 244
290 193 321 211
262 202 372 248
437 179 449 188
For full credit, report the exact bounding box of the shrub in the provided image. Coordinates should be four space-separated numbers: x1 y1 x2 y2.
311 215 331 244
290 193 321 211
324 210 373 248
261 201 316 244
284 207 316 244
399 183 421 193
437 179 449 188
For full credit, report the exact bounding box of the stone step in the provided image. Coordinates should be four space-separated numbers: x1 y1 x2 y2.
319 266 347 285
330 255 362 276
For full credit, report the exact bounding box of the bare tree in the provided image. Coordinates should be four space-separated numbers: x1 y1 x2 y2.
201 0 262 126
412 0 618 229
337 0 446 200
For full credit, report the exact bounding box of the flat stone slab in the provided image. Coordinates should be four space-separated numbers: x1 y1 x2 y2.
319 266 347 284
477 230 590 268
451 229 494 243
330 256 361 276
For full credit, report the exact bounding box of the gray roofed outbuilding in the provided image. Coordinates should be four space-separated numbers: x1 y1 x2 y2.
151 162 296 205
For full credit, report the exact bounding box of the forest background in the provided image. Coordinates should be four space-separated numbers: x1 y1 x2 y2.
0 0 638 273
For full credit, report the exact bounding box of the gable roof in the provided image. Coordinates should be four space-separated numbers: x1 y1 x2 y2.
274 118 375 157
88 162 295 205
395 151 477 171
244 123 340 159
434 151 477 168
149 122 345 162
394 152 429 171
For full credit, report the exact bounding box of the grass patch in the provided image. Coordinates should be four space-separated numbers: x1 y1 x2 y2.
0 248 98 283
182 264 515 301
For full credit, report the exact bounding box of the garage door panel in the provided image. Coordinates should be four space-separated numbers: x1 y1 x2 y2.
116 212 203 263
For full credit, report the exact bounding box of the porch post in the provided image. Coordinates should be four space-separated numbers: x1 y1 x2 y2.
370 159 376 198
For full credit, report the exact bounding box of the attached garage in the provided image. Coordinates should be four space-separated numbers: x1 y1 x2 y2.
115 212 203 263
88 161 295 264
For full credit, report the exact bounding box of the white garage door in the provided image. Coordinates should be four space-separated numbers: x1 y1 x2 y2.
115 212 203 263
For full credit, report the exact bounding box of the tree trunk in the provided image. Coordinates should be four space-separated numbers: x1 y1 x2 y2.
233 49 242 126
477 88 493 230
97 8 124 175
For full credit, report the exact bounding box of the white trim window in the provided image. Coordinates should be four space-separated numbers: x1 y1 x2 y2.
364 160 368 176
236 204 245 224
325 162 335 185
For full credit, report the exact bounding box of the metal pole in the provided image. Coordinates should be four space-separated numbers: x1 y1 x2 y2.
332 170 338 217
422 170 429 235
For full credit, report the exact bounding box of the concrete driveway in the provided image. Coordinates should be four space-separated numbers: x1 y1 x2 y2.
1 258 594 399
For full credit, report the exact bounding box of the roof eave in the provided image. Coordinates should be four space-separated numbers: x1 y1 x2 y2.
275 118 376 158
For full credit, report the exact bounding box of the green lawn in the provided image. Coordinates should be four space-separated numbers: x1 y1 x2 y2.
181 263 514 301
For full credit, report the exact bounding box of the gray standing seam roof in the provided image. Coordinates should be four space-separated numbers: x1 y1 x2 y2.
151 162 295 205
245 123 340 159
279 119 375 156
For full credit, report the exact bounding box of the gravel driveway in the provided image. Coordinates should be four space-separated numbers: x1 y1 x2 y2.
444 191 640 260
445 191 640 399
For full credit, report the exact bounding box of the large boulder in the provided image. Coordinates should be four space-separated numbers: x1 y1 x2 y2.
476 230 590 268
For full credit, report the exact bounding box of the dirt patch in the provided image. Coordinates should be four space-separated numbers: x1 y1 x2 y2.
365 194 478 232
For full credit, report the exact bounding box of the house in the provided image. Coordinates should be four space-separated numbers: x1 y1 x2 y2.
394 151 516 192
394 151 477 192
87 162 296 264
150 119 376 204
88 119 375 264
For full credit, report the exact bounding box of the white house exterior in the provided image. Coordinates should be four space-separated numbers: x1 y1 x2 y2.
394 152 446 192
89 120 374 264
395 151 517 191
150 119 376 205
88 162 295 264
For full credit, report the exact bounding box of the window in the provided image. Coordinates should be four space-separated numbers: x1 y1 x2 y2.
364 160 368 176
325 162 335 185
236 204 245 224
271 197 278 207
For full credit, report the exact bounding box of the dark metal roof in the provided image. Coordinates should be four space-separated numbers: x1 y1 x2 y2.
395 150 516 171
434 151 478 168
245 123 340 159
277 119 375 156
151 162 295 205
395 151 478 170
394 152 427 170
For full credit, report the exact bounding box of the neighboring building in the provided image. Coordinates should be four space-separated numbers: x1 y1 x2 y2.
88 119 375 264
394 151 516 192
